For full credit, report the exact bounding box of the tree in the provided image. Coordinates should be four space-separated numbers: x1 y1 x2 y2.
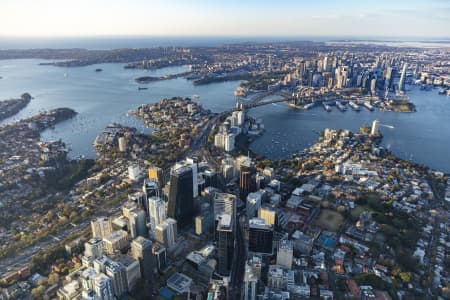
48 272 60 285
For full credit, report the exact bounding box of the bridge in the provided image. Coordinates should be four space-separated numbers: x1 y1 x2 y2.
232 89 336 111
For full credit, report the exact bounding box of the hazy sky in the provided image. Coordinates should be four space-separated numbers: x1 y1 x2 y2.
1 0 449 38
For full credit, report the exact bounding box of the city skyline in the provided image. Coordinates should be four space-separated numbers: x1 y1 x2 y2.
1 0 449 38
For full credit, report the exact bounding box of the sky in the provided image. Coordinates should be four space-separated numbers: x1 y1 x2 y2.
1 0 449 38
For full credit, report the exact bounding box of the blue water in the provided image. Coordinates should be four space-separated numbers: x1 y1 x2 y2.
1 36 449 50
0 36 324 50
0 59 240 157
0 59 449 172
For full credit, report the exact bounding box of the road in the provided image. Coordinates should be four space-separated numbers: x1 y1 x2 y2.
229 213 247 299
0 219 91 276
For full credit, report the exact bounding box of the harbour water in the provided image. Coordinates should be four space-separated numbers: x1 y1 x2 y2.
0 59 449 172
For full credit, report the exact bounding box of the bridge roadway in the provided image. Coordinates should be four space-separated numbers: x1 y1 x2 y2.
232 89 335 111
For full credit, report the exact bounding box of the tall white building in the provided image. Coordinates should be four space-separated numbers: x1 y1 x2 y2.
371 119 379 136
244 262 258 300
246 192 262 219
129 209 147 238
148 196 166 234
214 193 236 221
128 165 140 181
398 63 407 92
185 157 198 198
84 238 104 259
91 217 113 239
276 239 293 269
155 218 177 249
93 273 114 300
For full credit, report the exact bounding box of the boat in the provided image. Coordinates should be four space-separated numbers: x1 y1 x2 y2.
348 101 361 111
363 101 374 111
138 87 148 91
438 88 447 95
95 68 103 72
303 103 315 110
336 101 347 111
192 94 200 99
323 103 332 112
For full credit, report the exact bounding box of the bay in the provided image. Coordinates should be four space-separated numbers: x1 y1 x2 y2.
0 59 449 173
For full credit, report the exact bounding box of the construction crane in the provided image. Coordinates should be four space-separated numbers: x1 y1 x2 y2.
371 119 394 135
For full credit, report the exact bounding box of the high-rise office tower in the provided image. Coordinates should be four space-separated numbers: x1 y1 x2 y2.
258 207 276 227
204 169 218 188
398 63 407 92
152 243 167 273
276 239 293 269
118 255 141 291
131 236 154 281
246 192 262 219
155 218 177 249
93 273 114 300
102 230 129 255
240 163 256 203
148 196 166 234
185 157 199 198
129 209 147 238
148 166 164 188
168 166 194 228
217 214 234 276
244 262 258 300
248 218 273 255
143 179 159 200
84 238 104 259
91 217 113 239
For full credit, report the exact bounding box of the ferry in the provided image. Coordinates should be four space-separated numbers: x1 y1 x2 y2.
323 103 332 112
336 101 347 112
348 101 361 111
303 103 315 110
363 101 374 111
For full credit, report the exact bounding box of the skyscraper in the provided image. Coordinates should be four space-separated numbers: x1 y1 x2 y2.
129 209 147 238
91 217 113 239
168 166 194 228
248 218 273 255
152 243 167 273
143 179 159 200
148 196 166 234
276 239 293 269
84 238 104 259
244 262 258 300
93 273 114 300
398 63 407 92
185 157 199 198
240 162 257 203
155 218 177 249
131 236 154 282
217 213 234 276
148 166 164 188
105 260 127 298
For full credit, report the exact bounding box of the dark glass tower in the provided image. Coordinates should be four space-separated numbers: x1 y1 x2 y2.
239 163 257 203
167 166 194 228
217 214 234 276
248 218 273 254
